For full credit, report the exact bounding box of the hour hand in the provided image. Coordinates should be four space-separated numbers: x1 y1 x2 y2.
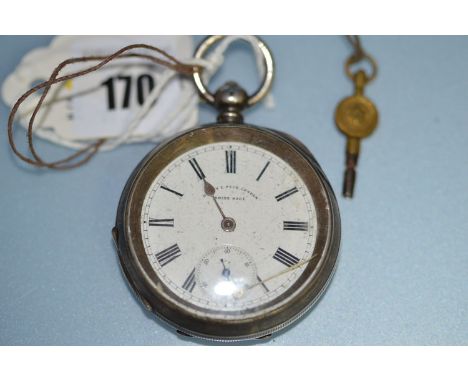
203 179 225 218
204 179 216 197
203 179 236 232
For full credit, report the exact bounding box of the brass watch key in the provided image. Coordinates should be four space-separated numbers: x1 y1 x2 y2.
335 36 379 198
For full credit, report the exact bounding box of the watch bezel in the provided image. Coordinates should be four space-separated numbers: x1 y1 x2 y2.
115 123 340 341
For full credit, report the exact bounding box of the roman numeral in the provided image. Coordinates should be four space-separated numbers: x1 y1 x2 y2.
160 185 183 197
149 218 174 227
182 267 196 292
283 221 308 231
225 150 236 173
155 244 181 267
275 187 298 202
189 158 205 180
256 161 270 181
273 247 300 267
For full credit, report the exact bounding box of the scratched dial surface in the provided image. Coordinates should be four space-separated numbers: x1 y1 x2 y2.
141 142 318 316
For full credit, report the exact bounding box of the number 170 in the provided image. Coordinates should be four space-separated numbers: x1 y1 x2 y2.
101 74 155 110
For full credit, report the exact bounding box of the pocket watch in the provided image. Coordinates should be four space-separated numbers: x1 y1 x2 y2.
113 36 341 341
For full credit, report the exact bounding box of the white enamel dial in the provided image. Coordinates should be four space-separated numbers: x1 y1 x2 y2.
140 142 318 317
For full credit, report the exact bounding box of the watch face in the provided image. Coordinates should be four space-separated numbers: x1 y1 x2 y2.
117 124 340 340
141 141 318 316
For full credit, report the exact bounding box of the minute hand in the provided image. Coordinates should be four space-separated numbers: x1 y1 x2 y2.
247 254 319 290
